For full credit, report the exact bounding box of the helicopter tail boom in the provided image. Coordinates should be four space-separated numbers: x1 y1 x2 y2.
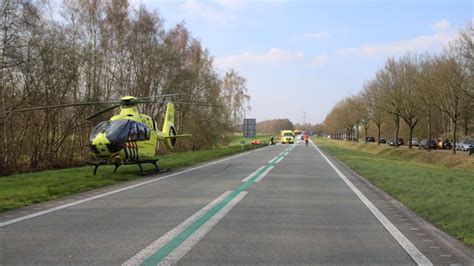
161 102 191 149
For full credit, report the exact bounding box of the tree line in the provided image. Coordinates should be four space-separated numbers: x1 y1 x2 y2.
0 0 250 174
320 22 473 154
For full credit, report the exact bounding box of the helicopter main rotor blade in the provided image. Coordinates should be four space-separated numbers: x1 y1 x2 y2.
172 101 224 108
86 104 122 120
0 101 121 115
135 100 223 108
136 93 187 102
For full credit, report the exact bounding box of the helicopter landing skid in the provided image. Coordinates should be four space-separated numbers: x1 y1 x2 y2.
92 159 167 176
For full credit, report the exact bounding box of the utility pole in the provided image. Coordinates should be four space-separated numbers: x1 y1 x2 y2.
303 112 306 124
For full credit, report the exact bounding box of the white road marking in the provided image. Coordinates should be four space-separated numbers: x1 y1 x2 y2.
122 191 233 266
274 156 284 164
242 166 265 182
268 157 278 164
158 191 248 266
311 140 432 266
255 166 274 182
125 143 289 265
0 147 268 228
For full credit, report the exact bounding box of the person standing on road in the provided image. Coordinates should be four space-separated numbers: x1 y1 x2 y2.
304 133 309 146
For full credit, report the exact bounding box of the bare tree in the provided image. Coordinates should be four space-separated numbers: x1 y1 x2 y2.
375 59 403 147
363 80 385 144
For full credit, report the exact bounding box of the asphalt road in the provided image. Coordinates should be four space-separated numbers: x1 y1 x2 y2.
1 141 472 265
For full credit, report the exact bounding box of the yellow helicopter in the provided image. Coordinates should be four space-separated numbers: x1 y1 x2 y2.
1 94 214 175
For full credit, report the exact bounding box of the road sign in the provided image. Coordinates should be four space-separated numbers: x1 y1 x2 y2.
243 118 256 138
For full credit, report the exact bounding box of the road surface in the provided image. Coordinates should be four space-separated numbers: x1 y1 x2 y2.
1 140 472 265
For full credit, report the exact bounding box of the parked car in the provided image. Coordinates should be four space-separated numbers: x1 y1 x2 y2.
379 138 386 144
419 139 437 150
441 139 452 150
407 138 419 147
366 136 375 142
455 140 474 151
388 138 404 146
469 146 474 155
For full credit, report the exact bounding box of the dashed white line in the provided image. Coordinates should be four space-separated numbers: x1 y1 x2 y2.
122 191 233 266
274 156 284 164
242 166 265 182
157 191 248 266
255 166 274 182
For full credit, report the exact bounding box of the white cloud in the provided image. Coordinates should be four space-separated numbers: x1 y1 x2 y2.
311 53 329 66
433 19 450 31
303 32 332 40
214 0 247 9
336 31 456 58
214 48 305 69
181 0 234 24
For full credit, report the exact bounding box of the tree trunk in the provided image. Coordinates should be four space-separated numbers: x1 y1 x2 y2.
356 124 359 142
407 117 413 149
364 124 368 143
427 111 432 151
395 116 400 147
452 118 457 155
377 124 381 145
464 113 469 136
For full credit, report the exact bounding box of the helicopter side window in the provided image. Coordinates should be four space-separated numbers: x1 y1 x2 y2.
89 121 108 142
129 123 138 141
136 123 150 141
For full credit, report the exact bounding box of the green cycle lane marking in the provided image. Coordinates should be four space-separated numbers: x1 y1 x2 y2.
141 149 291 265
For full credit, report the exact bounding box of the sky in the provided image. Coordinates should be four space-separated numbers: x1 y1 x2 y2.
131 0 472 124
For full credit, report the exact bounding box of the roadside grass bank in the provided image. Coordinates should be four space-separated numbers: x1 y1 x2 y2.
0 140 266 212
315 137 474 248
325 138 473 171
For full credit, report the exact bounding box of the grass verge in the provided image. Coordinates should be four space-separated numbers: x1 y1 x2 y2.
0 141 264 212
315 137 474 248
226 134 274 146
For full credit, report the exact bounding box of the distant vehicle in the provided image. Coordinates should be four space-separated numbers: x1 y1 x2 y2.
379 138 386 144
366 136 375 142
407 138 419 146
455 140 474 151
388 138 404 146
441 139 452 150
280 130 294 144
419 139 437 150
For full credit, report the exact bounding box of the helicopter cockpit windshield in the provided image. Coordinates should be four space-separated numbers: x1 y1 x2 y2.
89 120 151 143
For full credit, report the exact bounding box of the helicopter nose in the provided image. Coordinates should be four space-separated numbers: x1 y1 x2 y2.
90 133 115 157
90 142 111 156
